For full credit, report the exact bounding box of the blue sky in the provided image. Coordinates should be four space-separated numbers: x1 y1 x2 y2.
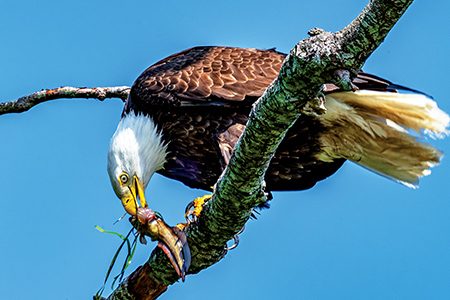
0 1 449 299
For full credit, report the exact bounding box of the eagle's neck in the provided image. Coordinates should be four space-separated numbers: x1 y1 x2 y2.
108 113 168 188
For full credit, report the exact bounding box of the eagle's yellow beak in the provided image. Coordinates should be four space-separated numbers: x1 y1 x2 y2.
121 175 148 216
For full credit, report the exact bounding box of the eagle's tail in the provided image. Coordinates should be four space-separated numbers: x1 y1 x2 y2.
317 90 449 188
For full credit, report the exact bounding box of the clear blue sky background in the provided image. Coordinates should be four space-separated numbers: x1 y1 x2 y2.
0 1 449 299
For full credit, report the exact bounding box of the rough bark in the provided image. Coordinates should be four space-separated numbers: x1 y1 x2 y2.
0 0 414 299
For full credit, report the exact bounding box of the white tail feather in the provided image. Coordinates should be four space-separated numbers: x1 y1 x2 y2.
317 91 449 187
330 91 449 137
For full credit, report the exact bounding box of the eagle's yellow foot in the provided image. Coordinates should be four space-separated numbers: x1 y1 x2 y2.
185 194 212 223
176 223 188 231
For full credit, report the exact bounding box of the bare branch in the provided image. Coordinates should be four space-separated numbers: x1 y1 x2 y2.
106 0 414 299
0 86 130 116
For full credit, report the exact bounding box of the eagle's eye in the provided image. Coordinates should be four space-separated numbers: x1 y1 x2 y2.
119 173 130 185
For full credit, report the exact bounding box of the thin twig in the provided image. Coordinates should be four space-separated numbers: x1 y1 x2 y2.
0 86 130 116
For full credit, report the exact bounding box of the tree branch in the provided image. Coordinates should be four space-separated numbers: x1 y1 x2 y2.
106 0 414 299
0 86 129 116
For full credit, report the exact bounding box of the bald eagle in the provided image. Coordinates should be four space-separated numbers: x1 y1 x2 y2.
107 46 448 218
106 46 448 277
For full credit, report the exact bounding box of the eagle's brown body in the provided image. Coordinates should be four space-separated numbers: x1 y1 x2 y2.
123 46 443 191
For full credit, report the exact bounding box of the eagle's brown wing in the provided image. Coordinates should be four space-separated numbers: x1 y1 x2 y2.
127 46 398 112
126 46 285 113
125 46 402 191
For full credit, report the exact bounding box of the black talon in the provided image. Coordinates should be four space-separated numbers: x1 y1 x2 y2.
225 226 245 251
184 201 197 224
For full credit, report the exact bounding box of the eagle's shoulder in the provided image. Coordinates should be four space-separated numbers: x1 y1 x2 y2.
127 46 286 111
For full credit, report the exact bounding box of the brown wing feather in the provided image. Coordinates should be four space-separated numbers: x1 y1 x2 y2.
217 123 246 166
128 46 285 112
128 46 400 112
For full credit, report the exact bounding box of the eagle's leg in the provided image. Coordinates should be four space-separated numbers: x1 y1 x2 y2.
184 194 212 224
183 194 245 252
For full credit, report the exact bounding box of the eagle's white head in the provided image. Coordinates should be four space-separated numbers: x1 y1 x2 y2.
107 113 168 216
